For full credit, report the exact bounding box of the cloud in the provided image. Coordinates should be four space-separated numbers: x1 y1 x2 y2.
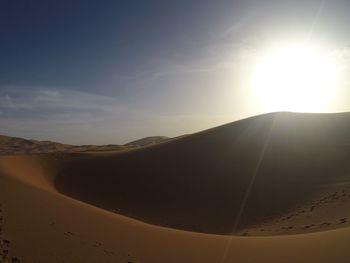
0 85 247 144
0 86 141 143
150 65 213 80
0 87 127 115
220 14 253 40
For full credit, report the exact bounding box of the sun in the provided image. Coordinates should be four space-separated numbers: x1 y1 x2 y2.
251 44 337 112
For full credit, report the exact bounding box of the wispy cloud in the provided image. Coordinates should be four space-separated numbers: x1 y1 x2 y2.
0 86 136 143
0 87 124 113
0 85 243 144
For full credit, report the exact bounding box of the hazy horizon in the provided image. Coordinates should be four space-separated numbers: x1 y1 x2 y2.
2 0 350 144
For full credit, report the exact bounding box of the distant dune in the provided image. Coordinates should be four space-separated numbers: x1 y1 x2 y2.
124 136 170 147
1 112 350 262
0 134 125 154
0 135 173 155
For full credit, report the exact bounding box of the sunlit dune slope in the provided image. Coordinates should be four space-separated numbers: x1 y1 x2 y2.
54 112 350 235
124 136 170 147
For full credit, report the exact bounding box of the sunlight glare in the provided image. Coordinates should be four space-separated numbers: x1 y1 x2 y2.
251 44 337 112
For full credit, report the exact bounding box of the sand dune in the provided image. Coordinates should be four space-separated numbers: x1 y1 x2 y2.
0 134 173 155
1 112 350 262
124 136 170 147
55 112 350 235
0 135 126 155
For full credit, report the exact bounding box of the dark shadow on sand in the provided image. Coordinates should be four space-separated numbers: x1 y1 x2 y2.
55 112 350 235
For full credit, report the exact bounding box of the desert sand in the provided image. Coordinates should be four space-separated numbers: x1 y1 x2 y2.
1 112 350 262
0 135 170 155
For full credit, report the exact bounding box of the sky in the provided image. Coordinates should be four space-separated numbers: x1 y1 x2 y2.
1 0 350 144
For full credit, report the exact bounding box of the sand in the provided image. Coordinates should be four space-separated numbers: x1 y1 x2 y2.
0 134 171 155
1 112 350 262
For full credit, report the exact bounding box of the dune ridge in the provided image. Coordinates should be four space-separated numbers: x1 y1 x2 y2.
54 112 350 235
2 112 350 262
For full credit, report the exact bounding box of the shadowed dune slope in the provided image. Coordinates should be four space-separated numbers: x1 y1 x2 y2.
55 112 350 235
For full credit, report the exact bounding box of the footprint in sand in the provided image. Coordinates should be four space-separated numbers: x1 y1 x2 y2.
11 256 21 262
0 240 10 260
103 249 114 256
319 222 331 227
63 231 75 237
303 224 315 229
93 241 102 247
339 218 348 224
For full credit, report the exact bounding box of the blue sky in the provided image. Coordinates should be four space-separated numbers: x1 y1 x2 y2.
1 0 350 144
